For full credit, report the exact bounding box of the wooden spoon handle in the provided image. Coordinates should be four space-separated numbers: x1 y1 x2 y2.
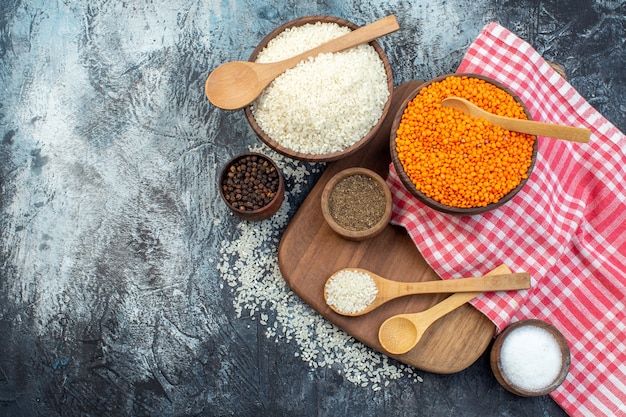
416 291 482 327
280 15 400 70
405 272 529 294
412 265 520 328
488 114 590 143
379 272 530 302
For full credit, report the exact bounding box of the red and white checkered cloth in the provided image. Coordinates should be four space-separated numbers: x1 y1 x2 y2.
387 22 626 417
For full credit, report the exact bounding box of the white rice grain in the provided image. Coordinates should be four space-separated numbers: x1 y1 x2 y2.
251 23 389 155
217 144 422 390
325 269 378 314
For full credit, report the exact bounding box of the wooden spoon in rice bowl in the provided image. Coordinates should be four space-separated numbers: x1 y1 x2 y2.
205 15 399 110
324 268 530 317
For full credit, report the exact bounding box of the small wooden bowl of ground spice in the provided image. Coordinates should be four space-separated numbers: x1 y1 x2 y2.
321 167 392 241
390 74 538 215
219 152 284 221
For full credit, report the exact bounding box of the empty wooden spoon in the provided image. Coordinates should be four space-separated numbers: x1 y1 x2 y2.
441 96 590 143
378 291 482 355
205 15 400 110
324 267 530 316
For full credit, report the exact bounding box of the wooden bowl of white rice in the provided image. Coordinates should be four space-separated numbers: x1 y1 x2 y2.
244 16 394 162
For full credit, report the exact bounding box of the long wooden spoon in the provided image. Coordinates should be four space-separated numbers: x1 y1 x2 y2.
441 96 590 143
205 15 400 110
324 267 530 316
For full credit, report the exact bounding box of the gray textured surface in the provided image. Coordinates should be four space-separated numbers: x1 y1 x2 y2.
1 1 624 416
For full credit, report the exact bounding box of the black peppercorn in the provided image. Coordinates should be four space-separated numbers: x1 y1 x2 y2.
221 154 280 212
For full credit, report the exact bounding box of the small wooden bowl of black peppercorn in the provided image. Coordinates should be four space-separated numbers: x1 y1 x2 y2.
219 152 285 221
321 167 392 241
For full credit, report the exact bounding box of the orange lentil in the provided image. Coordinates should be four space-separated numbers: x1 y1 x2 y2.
395 75 536 208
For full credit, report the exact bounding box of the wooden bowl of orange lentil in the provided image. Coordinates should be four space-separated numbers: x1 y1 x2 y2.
389 74 538 215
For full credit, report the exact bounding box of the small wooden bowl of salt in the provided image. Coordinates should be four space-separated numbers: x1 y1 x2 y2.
490 319 570 397
321 167 392 241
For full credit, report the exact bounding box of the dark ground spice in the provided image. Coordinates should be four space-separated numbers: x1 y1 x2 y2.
328 174 387 231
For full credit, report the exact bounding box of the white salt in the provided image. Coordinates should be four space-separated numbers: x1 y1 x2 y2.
325 269 378 314
500 324 563 392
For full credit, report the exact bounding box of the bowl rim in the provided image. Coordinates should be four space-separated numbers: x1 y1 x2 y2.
244 15 395 162
218 151 285 221
490 318 571 397
320 167 393 241
389 73 539 215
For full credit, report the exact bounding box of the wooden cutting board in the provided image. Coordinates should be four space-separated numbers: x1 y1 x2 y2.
278 80 499 374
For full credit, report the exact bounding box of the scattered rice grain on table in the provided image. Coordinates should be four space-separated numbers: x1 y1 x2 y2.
216 144 422 389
